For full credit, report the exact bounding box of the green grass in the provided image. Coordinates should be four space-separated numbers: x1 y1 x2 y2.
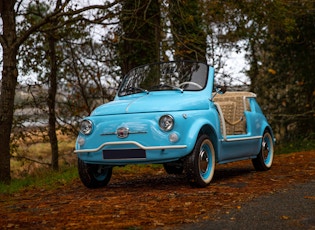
275 136 315 154
0 166 78 195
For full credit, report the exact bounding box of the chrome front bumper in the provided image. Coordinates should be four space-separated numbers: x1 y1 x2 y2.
74 141 187 154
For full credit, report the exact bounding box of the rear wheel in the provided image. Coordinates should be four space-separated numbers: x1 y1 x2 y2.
78 158 112 188
185 135 215 187
252 131 274 171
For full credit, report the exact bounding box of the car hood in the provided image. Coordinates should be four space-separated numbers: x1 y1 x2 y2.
91 93 209 116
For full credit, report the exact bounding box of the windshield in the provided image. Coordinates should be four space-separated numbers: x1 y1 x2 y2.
118 61 208 96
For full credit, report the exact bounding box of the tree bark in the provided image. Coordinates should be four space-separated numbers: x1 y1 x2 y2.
118 0 161 75
0 0 18 184
169 1 207 61
47 35 59 170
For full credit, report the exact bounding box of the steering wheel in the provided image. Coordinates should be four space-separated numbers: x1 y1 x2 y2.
179 81 203 89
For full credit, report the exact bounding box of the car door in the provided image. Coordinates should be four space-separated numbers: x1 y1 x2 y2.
214 93 261 162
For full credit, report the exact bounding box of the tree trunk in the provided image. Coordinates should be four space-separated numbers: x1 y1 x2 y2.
118 0 161 75
0 0 18 184
47 35 59 170
169 1 207 61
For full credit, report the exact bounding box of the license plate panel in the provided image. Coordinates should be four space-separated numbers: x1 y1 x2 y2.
103 149 146 160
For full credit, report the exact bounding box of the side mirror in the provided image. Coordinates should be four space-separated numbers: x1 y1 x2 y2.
216 85 227 94
211 85 227 101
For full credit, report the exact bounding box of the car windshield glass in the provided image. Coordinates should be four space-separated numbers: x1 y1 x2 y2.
118 61 208 96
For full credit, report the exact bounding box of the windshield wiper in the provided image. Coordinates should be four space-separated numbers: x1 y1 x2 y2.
149 84 183 93
125 86 149 95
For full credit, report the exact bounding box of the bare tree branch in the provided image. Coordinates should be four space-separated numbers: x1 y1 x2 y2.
15 1 119 49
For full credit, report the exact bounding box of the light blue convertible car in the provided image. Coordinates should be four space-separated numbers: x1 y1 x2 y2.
75 61 274 188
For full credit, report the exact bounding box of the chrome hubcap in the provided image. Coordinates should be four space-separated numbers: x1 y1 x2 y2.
262 140 269 160
199 149 209 173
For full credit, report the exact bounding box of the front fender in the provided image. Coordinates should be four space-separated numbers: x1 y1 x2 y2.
182 114 220 154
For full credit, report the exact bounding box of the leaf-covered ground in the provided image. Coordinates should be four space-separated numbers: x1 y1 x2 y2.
0 150 314 229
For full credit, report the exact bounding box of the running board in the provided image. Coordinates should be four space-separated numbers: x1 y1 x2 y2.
220 135 262 142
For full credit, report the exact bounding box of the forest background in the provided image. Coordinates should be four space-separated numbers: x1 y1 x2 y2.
0 0 314 184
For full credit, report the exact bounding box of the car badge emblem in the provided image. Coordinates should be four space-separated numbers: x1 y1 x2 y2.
117 127 129 138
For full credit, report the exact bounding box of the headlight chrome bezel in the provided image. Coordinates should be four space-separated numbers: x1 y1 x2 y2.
159 114 174 131
80 119 93 135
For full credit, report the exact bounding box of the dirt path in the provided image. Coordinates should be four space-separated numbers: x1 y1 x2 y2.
0 150 314 229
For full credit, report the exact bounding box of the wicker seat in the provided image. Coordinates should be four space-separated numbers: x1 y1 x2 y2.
213 92 255 135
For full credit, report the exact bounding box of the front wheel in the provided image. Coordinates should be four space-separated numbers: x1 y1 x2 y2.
185 135 215 187
78 158 112 188
252 131 274 171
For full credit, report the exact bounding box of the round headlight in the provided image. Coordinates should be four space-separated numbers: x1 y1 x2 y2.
80 120 93 135
159 115 174 131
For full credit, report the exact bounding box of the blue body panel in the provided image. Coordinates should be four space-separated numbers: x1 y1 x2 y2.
75 63 274 166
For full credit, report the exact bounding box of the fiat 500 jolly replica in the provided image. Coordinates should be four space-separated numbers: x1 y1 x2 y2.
75 61 274 188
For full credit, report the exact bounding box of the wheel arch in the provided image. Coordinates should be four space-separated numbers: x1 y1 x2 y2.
262 125 275 145
198 124 219 161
